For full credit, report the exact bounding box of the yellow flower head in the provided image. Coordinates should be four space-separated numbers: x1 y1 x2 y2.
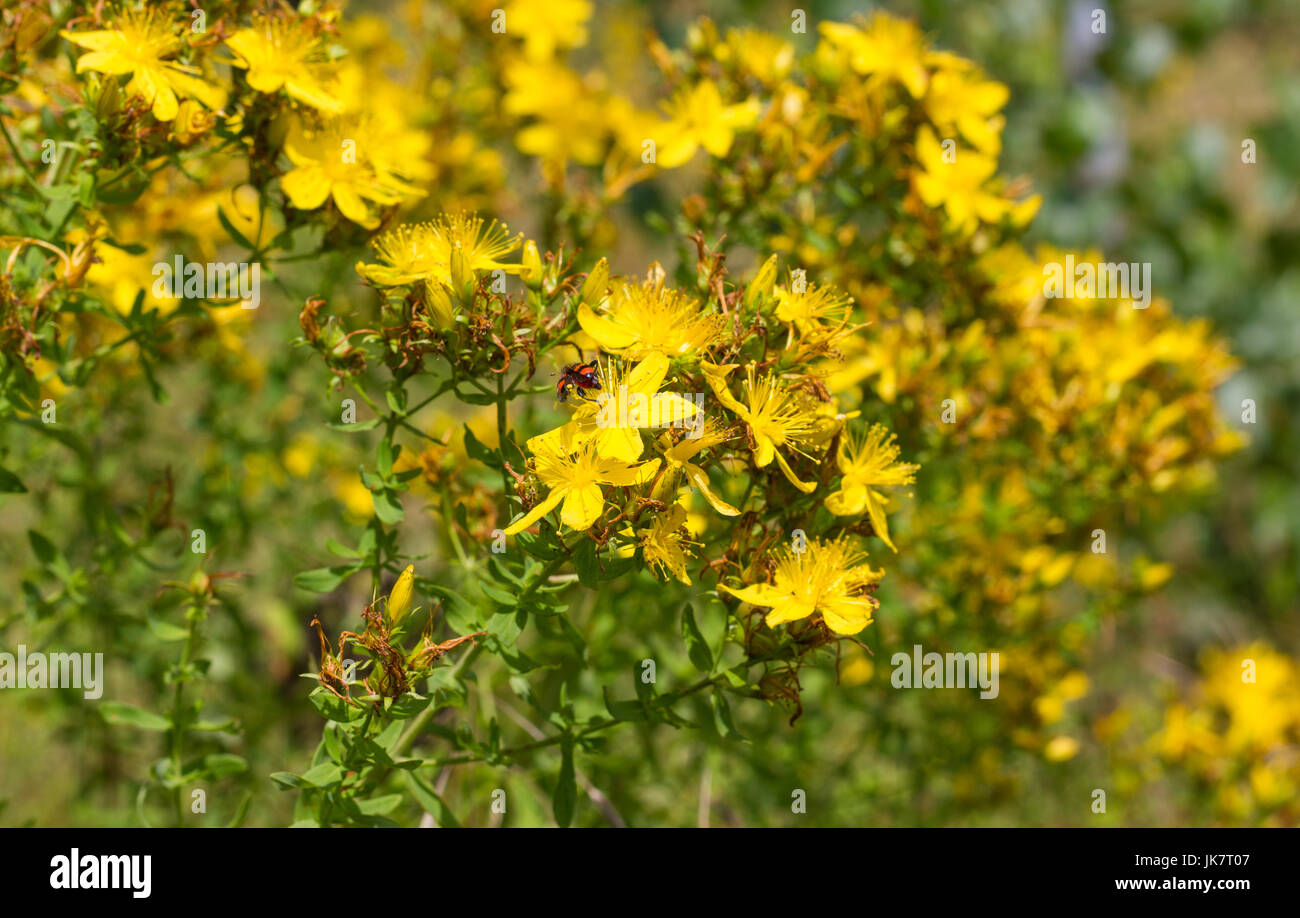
578 278 723 360
503 432 661 536
654 418 740 517
637 504 697 586
702 362 820 493
282 116 421 228
818 13 930 98
923 58 1008 156
225 16 343 113
656 80 760 169
504 0 593 60
912 126 1040 235
531 352 700 463
356 215 522 287
719 536 884 635
61 8 227 121
824 424 919 552
774 280 855 344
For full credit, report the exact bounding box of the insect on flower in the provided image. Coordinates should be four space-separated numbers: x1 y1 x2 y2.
556 359 602 403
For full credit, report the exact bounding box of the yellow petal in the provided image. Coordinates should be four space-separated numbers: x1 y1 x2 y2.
864 489 897 552
774 448 816 492
561 483 605 530
281 166 331 210
597 457 660 487
627 351 669 393
764 599 816 627
684 462 739 516
502 489 564 536
718 582 792 607
577 303 637 350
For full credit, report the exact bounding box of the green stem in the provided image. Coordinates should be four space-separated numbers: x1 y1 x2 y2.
495 371 512 518
169 599 203 826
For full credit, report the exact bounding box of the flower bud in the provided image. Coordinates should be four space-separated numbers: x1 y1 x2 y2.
449 244 475 305
425 282 455 329
520 240 543 290
386 564 415 626
745 254 779 310
581 257 609 306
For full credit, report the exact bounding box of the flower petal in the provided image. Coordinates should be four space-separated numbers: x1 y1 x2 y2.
774 449 817 493
561 483 605 530
577 303 637 350
502 488 564 536
684 462 740 516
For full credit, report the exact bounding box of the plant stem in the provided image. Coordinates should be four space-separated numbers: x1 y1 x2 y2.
169 600 203 826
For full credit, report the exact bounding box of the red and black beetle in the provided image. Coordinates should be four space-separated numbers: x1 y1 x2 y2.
556 360 601 402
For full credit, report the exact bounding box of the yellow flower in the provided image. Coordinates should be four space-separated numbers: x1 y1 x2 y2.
60 9 226 121
503 431 661 536
655 80 760 168
281 117 420 228
824 424 919 552
503 58 609 166
702 362 819 493
719 537 884 635
923 59 1008 156
637 504 697 585
912 126 1040 235
356 215 522 288
529 352 700 463
225 17 343 113
386 564 415 626
578 278 722 359
818 13 930 98
653 420 740 517
504 0 592 60
774 281 855 343
1044 735 1080 762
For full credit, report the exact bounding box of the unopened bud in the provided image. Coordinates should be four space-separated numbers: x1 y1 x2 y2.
520 240 543 289
449 245 474 305
581 258 609 307
386 564 415 626
425 282 455 329
745 254 779 310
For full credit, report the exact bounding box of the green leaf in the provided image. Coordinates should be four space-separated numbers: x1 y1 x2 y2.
293 565 360 593
711 688 746 741
308 688 363 722
463 424 502 469
146 613 190 642
27 529 56 565
681 603 713 673
602 686 647 722
372 488 404 525
355 794 402 816
0 467 25 492
300 763 345 788
405 773 461 827
101 702 171 731
217 204 256 251
479 581 519 607
553 737 576 828
270 772 307 790
201 753 249 779
572 540 598 588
